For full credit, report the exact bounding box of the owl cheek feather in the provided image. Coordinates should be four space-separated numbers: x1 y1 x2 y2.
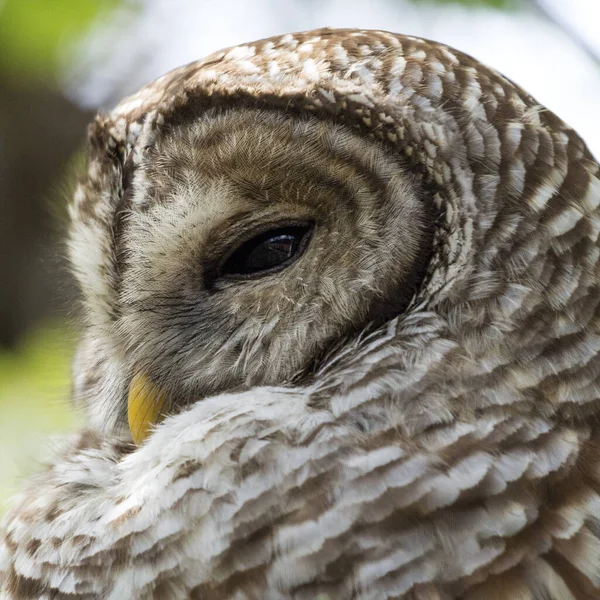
128 373 167 444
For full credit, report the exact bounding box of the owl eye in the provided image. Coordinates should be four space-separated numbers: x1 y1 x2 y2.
221 224 313 278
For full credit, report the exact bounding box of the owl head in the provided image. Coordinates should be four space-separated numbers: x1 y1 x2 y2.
4 29 600 599
70 104 432 440
68 29 600 443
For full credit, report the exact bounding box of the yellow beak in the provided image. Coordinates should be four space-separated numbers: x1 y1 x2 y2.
128 373 167 445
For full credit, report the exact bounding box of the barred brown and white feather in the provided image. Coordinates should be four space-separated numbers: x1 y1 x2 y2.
2 28 600 599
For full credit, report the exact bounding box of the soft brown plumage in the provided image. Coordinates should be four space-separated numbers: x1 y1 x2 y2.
2 28 600 599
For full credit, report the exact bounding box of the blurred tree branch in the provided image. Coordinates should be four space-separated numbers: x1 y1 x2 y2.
529 0 600 71
410 0 600 71
408 0 517 9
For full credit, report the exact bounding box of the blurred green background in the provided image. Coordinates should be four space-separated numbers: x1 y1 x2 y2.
0 0 115 512
0 0 598 516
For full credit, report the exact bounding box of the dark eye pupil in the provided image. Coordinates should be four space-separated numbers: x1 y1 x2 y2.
247 234 296 270
222 225 311 277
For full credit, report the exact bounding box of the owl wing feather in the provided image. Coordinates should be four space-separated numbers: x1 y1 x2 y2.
2 325 600 598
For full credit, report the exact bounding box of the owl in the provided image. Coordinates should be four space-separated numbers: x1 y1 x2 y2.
2 27 600 600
